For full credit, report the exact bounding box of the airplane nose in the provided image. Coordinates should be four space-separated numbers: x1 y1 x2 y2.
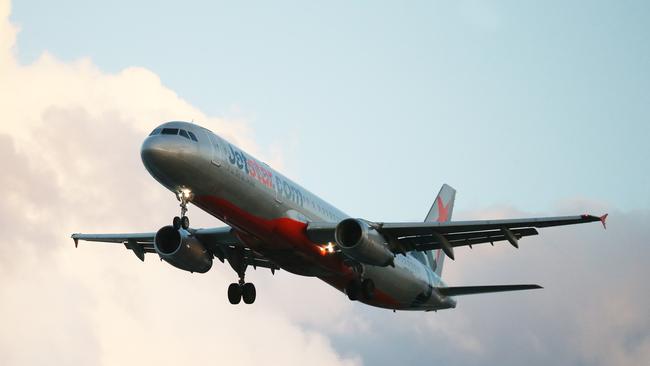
140 132 202 187
141 135 190 180
141 136 171 168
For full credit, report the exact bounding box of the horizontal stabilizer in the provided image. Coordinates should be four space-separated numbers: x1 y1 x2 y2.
437 284 542 297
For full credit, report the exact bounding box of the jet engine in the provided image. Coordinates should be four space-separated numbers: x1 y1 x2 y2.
154 226 213 273
334 218 394 267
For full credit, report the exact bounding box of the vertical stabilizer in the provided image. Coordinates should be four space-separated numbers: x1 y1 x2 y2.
424 184 456 277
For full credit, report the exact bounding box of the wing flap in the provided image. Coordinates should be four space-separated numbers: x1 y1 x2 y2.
437 284 542 297
398 228 539 250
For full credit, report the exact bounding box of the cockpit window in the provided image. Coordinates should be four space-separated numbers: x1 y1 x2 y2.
161 128 179 135
149 128 161 136
179 129 190 139
187 131 198 142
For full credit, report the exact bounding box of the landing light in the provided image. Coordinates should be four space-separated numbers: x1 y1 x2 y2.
178 188 193 200
319 242 336 255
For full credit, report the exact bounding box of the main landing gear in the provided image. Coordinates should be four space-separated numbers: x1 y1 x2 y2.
172 189 192 230
227 248 256 305
345 278 375 302
228 280 256 305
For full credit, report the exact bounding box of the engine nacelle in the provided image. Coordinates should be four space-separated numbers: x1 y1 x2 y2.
154 226 213 273
335 218 394 267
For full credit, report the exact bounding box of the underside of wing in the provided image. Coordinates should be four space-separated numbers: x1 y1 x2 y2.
305 213 606 260
71 232 157 261
397 227 539 250
380 214 606 259
71 232 155 244
379 214 606 236
71 227 280 271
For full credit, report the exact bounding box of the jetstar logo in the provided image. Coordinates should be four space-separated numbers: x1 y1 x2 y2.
227 144 274 189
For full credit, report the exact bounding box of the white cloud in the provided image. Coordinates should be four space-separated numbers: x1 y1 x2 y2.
1 1 648 366
0 1 359 365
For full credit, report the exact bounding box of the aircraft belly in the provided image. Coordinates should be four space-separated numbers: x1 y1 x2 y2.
362 255 449 310
185 159 449 310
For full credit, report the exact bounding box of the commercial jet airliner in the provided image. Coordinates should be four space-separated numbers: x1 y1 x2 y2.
72 121 607 311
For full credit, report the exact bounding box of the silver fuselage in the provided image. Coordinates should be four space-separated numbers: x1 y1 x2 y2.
141 121 455 311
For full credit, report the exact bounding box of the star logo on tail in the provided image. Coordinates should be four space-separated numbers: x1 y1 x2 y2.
436 196 451 222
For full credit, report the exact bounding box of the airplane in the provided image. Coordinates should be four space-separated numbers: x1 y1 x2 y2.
71 121 607 311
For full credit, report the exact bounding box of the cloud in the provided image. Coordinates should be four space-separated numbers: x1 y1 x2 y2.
0 1 358 365
1 1 648 366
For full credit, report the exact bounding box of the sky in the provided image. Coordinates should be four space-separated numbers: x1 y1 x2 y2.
0 0 649 365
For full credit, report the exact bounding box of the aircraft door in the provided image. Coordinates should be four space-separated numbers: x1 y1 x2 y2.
207 133 222 167
274 176 283 204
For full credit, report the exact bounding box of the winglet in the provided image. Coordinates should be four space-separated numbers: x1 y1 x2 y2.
600 213 608 230
71 234 79 248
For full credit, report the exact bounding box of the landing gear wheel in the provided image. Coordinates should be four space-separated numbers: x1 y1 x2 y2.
174 188 192 230
361 279 375 300
173 216 181 230
181 216 190 230
242 283 256 304
346 280 361 301
228 283 242 304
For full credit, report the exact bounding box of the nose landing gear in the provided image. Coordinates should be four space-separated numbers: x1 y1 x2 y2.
173 188 192 230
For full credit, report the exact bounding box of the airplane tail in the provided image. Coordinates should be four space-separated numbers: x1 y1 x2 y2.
424 184 456 277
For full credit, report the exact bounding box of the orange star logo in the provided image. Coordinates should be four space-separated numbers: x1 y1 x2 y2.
436 196 450 222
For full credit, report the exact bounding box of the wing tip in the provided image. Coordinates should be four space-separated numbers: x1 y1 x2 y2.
600 213 608 230
581 213 609 229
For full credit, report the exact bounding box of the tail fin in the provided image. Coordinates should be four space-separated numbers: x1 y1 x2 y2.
424 184 456 277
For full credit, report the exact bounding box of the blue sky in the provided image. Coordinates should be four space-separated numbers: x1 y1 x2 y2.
10 0 649 218
2 2 649 366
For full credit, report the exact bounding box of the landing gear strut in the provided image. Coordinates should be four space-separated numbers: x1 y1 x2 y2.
227 248 257 305
173 189 192 230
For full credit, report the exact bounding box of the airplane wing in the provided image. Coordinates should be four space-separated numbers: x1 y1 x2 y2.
306 214 607 260
71 227 280 271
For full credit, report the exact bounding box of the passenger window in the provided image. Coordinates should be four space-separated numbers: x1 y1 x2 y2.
161 128 179 135
179 129 191 139
149 128 161 136
187 131 198 142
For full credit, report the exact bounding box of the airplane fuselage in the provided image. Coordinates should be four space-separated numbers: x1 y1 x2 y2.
141 121 455 311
